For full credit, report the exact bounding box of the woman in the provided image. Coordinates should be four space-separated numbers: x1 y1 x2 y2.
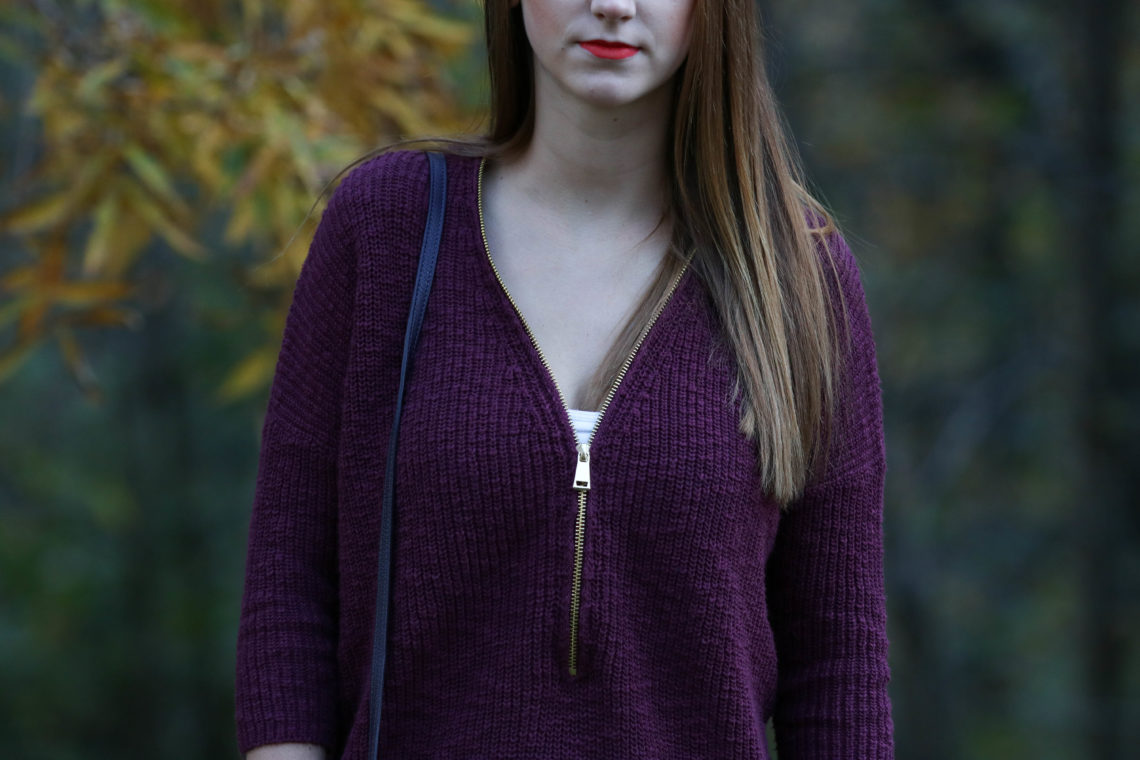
236 1 894 758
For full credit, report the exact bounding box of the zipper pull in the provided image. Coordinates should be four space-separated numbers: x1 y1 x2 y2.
573 443 591 491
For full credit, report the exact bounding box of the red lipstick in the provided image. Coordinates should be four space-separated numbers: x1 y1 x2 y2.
580 40 639 60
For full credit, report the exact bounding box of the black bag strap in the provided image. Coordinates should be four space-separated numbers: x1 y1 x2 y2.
368 150 447 759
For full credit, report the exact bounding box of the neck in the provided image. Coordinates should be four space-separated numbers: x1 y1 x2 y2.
502 83 674 227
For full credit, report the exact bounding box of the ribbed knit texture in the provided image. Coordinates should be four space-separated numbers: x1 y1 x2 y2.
235 151 894 759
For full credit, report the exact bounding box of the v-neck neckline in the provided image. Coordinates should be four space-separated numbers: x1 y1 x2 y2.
470 156 691 452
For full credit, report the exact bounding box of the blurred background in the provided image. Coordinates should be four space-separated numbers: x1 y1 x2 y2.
0 0 1136 758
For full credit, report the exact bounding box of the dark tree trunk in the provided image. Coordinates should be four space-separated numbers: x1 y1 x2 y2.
1070 1 1128 758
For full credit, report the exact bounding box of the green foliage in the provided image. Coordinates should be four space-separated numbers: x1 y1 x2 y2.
0 1 479 757
0 0 474 394
764 0 1140 757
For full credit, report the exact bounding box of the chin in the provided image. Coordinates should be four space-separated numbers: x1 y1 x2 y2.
573 82 654 111
581 93 636 110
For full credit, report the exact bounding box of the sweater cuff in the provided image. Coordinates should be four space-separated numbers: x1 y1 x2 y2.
236 716 337 756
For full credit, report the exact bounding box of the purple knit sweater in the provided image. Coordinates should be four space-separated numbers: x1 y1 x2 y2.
235 151 893 759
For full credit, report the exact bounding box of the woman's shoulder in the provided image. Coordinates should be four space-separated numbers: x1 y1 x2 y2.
804 213 868 312
323 150 432 232
323 148 480 242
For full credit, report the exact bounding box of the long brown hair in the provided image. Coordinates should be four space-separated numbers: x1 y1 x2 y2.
338 0 845 503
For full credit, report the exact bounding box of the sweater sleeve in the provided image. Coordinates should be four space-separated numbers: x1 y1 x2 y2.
234 173 360 754
766 232 894 758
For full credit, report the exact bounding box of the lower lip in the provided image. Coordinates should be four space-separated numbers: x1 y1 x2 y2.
580 42 639 60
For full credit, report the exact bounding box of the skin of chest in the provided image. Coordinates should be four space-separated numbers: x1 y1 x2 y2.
481 168 673 409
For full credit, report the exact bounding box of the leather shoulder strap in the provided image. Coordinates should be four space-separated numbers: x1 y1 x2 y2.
368 150 447 760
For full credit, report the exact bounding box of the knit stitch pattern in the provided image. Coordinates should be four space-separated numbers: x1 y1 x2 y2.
235 151 894 759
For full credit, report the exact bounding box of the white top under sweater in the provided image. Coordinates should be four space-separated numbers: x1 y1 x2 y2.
567 408 600 446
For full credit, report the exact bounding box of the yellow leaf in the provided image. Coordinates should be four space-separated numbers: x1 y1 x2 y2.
224 198 256 245
55 327 102 401
369 91 425 135
187 122 227 190
233 144 280 200
1 193 72 234
46 280 132 307
122 182 206 259
403 14 472 49
69 147 118 201
282 117 321 192
123 143 186 212
0 340 38 383
272 181 303 239
167 41 229 66
0 149 116 235
68 306 143 330
0 266 37 292
56 326 88 377
216 346 278 402
77 58 127 102
101 205 155 278
83 195 120 275
17 300 47 339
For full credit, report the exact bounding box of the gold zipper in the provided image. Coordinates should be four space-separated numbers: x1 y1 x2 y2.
570 445 590 675
477 157 689 677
